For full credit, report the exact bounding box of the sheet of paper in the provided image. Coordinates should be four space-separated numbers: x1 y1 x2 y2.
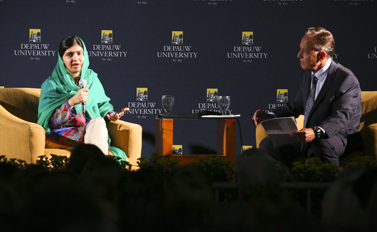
260 116 299 147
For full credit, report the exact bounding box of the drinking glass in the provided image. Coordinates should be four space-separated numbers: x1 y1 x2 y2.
217 96 230 115
162 95 175 113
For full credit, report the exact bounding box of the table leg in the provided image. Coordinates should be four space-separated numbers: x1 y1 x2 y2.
155 118 236 164
217 119 236 161
155 119 173 155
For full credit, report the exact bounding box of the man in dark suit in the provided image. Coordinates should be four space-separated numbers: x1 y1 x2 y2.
253 27 362 167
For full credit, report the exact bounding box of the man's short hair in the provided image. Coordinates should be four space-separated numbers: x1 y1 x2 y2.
305 27 335 59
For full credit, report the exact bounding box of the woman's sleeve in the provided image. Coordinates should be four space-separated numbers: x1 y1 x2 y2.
49 101 78 129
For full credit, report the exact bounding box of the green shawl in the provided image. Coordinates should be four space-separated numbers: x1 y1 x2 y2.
37 36 126 161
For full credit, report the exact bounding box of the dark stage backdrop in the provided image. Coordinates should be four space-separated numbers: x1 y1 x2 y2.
1 0 377 159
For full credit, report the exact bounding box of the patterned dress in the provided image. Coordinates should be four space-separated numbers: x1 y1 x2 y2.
46 101 89 148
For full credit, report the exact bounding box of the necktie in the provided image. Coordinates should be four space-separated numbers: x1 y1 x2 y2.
304 75 318 127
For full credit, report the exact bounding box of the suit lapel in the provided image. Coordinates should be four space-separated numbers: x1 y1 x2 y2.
302 71 312 105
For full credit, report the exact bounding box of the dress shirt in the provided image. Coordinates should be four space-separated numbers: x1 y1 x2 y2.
312 58 332 134
312 58 332 99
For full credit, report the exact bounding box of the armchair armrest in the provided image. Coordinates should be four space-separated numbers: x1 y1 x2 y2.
0 105 46 163
256 124 268 148
361 123 377 159
107 120 142 169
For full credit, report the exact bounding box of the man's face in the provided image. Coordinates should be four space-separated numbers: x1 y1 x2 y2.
297 35 321 72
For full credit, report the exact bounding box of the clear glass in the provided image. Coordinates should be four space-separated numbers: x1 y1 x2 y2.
217 96 230 115
162 95 175 113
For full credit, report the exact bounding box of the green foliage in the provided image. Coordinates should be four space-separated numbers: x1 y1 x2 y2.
36 154 133 171
9 153 375 186
345 155 377 168
118 159 133 171
191 154 235 183
36 154 69 170
272 159 292 182
135 153 235 183
0 155 27 169
290 157 339 182
189 155 237 202
137 153 181 174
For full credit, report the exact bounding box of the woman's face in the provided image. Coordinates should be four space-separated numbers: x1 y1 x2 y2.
62 44 84 78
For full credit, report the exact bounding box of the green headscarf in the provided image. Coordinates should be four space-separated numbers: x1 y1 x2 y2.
37 36 126 161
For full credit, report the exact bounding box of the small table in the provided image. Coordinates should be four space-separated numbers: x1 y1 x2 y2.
155 114 240 165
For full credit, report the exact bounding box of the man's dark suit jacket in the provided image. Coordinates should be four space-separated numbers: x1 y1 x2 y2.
273 60 362 145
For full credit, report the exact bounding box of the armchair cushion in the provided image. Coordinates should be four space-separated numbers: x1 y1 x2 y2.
45 140 75 151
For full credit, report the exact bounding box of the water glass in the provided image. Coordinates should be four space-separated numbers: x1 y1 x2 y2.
217 96 230 115
162 95 175 113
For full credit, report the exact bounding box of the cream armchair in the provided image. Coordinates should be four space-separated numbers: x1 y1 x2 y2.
0 88 142 169
255 91 377 167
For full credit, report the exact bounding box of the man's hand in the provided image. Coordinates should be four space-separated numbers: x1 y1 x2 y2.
252 109 273 126
290 128 315 143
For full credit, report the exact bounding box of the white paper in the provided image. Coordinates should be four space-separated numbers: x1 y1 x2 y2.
201 114 241 118
260 116 298 147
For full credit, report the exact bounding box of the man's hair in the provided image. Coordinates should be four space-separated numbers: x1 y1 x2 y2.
58 35 84 58
305 27 335 59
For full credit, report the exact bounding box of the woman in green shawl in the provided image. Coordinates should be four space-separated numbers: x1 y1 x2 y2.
37 35 128 161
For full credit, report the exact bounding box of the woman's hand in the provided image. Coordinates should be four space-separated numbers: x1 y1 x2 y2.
107 108 129 122
68 88 89 108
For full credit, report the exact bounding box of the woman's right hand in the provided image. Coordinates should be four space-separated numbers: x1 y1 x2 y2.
68 88 89 108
